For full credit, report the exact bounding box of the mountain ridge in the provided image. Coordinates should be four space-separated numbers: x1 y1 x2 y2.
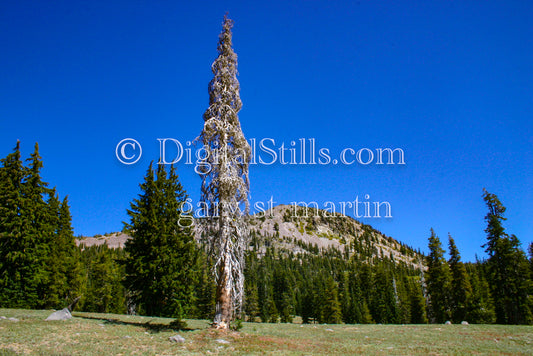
76 204 425 269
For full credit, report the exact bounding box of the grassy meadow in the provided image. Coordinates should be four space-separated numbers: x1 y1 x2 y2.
0 309 531 355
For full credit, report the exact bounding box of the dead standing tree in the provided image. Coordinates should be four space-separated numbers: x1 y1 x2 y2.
198 15 251 330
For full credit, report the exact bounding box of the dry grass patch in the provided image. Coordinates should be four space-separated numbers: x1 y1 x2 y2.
0 309 532 355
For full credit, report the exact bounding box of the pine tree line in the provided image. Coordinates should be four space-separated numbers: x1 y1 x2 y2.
242 238 427 324
0 141 82 309
0 147 214 318
425 190 533 325
75 243 215 319
2 143 532 325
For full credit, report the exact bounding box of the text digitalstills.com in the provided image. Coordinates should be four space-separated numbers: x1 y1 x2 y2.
116 137 406 170
115 138 400 224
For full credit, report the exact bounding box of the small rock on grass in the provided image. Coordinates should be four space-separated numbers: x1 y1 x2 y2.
169 335 185 343
46 308 72 321
0 316 6 320
216 339 230 344
461 321 469 325
325 328 334 332
445 321 452 325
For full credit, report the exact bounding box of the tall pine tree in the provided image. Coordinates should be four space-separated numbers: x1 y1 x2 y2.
448 234 472 323
123 163 199 320
408 276 428 324
0 141 27 306
426 228 451 323
482 189 532 324
321 276 342 324
466 261 495 324
0 143 51 307
44 193 83 308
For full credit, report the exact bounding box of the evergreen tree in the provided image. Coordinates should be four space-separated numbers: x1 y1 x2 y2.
358 263 374 323
244 280 259 321
123 163 199 320
394 274 411 324
272 267 294 323
256 255 273 323
339 271 354 323
360 300 374 324
243 249 260 321
0 143 53 307
448 234 472 323
482 189 532 324
266 297 279 323
426 229 451 323
348 268 373 324
299 262 317 320
79 245 126 314
0 142 82 309
300 289 315 324
466 262 495 324
0 141 26 307
408 276 428 324
43 192 65 307
58 196 83 303
321 276 342 324
194 251 216 319
370 265 399 323
23 143 57 307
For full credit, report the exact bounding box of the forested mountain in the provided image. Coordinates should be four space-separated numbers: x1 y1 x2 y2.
77 204 423 269
76 204 427 324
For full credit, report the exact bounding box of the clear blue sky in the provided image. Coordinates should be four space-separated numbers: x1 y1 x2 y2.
1 1 532 261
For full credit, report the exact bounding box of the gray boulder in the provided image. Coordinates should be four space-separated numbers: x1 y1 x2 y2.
445 321 452 325
461 321 469 325
169 335 185 343
46 308 72 321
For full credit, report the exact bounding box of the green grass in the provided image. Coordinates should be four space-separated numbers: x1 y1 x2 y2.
0 309 532 355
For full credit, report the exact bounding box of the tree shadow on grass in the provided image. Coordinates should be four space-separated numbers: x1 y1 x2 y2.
73 314 202 333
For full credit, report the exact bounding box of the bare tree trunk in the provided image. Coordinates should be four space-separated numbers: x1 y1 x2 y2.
213 257 232 329
213 201 233 330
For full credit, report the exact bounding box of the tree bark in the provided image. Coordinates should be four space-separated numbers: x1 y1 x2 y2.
213 256 232 329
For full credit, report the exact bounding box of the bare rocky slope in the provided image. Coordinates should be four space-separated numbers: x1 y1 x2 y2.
76 204 425 269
